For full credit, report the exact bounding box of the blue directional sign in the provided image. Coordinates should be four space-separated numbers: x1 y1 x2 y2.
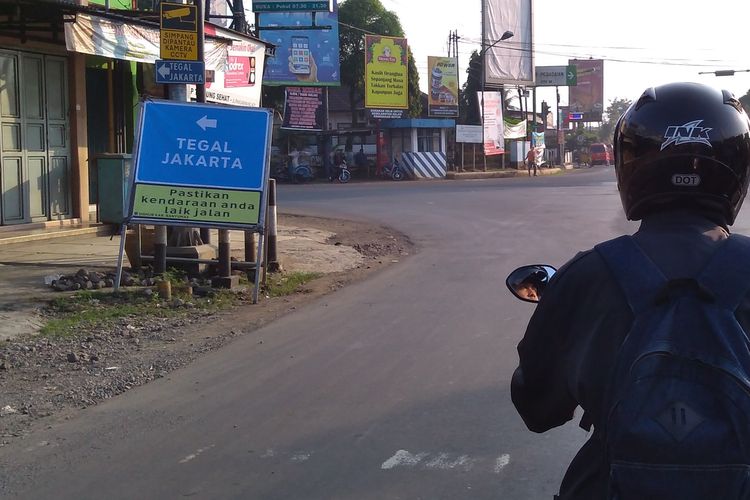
129 100 273 229
155 60 205 84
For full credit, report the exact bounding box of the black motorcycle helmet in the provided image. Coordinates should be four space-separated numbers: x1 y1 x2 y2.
614 82 750 225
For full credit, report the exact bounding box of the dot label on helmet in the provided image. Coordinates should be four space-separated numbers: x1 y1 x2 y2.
672 174 702 187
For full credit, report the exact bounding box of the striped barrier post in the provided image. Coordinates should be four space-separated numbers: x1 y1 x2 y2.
266 178 282 273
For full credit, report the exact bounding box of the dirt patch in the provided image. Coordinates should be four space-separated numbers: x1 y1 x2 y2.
0 214 414 447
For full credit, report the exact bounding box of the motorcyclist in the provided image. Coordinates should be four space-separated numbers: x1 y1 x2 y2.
510 82 750 499
510 267 550 301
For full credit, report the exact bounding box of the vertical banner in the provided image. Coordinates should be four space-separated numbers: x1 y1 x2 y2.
478 91 505 155
483 0 533 86
568 59 604 122
281 87 325 130
365 35 408 119
258 0 340 86
427 56 459 118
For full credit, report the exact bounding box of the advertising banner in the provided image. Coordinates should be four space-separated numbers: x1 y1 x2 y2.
568 59 604 122
503 119 526 139
130 100 272 230
365 35 409 111
258 1 340 86
282 87 325 130
65 13 227 66
427 56 459 118
483 0 533 86
477 91 505 155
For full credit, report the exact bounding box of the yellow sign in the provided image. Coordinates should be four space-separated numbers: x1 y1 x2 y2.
160 2 198 61
160 30 198 61
133 184 261 226
160 2 198 31
364 35 408 110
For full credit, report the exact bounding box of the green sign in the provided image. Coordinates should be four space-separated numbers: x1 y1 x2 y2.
566 65 577 86
133 184 261 226
252 1 331 11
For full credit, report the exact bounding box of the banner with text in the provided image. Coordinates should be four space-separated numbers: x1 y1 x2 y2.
258 0 340 86
478 91 505 155
365 35 409 114
282 87 324 130
427 56 458 118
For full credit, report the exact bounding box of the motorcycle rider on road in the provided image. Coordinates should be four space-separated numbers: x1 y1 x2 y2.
510 82 750 499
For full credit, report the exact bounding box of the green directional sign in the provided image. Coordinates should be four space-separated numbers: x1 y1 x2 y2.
566 65 577 86
535 65 577 87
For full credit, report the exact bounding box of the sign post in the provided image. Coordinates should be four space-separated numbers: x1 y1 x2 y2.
119 100 273 303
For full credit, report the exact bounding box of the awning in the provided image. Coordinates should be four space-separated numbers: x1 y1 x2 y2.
64 13 228 67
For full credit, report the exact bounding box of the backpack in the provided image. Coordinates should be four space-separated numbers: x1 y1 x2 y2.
594 234 750 500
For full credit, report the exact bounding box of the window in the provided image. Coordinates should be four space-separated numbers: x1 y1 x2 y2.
417 128 440 152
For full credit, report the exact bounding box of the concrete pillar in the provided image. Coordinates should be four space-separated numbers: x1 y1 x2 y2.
69 52 89 224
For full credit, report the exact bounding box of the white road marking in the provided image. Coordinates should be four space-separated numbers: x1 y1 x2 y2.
291 452 312 462
381 450 428 469
424 453 473 471
179 444 215 464
382 450 511 473
494 454 511 473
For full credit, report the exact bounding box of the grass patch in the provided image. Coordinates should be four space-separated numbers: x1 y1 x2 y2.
40 288 241 338
265 271 322 297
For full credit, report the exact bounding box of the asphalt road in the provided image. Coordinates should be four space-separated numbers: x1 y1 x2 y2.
3 167 723 499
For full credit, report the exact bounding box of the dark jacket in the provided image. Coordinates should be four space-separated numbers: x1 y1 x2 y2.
510 210 750 499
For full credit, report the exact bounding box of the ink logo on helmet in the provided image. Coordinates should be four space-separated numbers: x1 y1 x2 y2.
661 120 712 151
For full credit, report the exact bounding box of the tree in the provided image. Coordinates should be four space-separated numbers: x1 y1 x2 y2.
339 0 421 125
740 89 750 115
459 50 481 125
598 97 632 143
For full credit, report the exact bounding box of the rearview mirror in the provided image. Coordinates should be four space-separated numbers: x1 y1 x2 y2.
506 265 557 303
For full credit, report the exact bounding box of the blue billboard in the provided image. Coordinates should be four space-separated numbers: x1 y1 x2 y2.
258 0 340 86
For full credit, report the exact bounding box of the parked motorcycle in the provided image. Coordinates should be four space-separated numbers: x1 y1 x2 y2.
336 160 351 183
274 163 315 184
506 265 557 303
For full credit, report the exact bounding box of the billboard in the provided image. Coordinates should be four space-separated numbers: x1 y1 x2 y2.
189 28 267 108
427 56 459 118
258 0 340 86
477 91 505 155
365 35 409 111
568 59 604 122
483 0 533 86
282 87 325 130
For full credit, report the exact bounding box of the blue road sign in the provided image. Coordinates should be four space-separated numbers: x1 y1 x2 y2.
134 100 272 191
155 60 205 84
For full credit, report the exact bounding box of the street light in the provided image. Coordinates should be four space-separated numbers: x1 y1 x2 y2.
480 30 514 171
698 69 750 77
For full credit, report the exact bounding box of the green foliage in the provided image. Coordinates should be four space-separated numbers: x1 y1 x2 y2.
265 271 322 297
339 0 421 122
597 97 632 143
41 288 239 338
740 89 750 115
459 51 481 125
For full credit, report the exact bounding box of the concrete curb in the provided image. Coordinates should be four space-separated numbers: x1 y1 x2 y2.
0 224 114 246
445 167 568 180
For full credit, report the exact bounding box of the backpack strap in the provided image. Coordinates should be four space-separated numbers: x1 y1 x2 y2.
698 234 750 310
594 235 667 314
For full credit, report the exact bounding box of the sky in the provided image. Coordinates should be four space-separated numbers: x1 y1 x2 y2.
377 0 750 118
